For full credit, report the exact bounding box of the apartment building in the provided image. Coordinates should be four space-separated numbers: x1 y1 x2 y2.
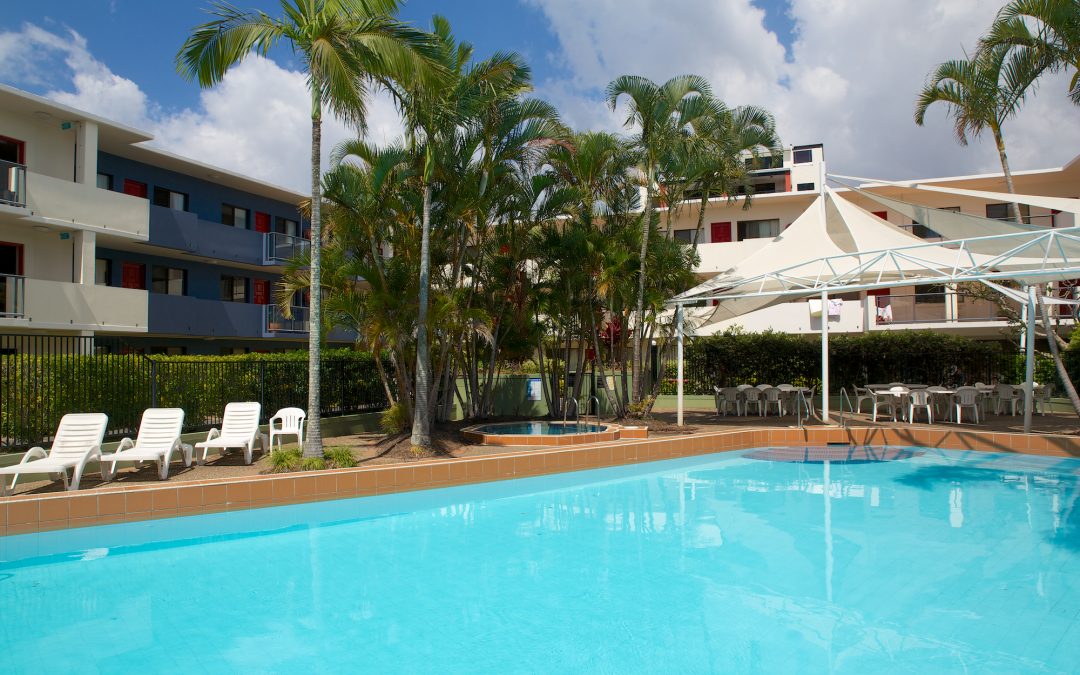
665 142 1080 337
0 84 350 354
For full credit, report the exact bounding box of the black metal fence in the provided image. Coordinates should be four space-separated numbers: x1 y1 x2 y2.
0 333 389 452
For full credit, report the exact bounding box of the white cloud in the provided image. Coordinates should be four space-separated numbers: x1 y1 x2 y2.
527 0 1080 180
0 23 404 193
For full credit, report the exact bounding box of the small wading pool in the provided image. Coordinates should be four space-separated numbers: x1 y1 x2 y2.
462 420 647 446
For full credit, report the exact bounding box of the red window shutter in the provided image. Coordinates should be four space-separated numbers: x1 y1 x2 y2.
253 279 269 305
872 211 888 221
254 212 270 233
784 173 792 193
122 180 148 198
867 288 890 297
121 263 145 289
710 222 732 243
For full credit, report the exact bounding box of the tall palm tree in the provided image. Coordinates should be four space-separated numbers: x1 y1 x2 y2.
914 45 1034 224
982 0 1080 104
605 75 713 404
176 0 435 457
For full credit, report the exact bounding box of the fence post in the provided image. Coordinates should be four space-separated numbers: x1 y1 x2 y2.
259 360 266 417
150 360 158 408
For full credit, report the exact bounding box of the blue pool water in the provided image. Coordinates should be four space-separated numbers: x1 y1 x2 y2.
472 421 606 435
1 446 1079 673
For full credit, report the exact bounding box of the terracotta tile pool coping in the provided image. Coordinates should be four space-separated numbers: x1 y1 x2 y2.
2 425 1078 537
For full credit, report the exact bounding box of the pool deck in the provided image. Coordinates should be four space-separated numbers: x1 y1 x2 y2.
2 410 1079 538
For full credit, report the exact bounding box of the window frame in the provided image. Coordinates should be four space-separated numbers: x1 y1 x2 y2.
95 258 112 286
151 265 187 296
221 204 249 229
737 218 782 241
793 148 813 164
220 274 248 303
152 186 189 212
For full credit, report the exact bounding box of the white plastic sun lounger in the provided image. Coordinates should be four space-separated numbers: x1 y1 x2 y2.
0 413 109 495
100 408 192 480
194 402 265 465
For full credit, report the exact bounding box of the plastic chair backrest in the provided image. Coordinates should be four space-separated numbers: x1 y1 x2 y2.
763 387 782 401
49 413 109 461
220 402 261 438
889 386 910 394
743 388 762 401
134 408 184 453
910 390 931 405
737 384 752 390
756 384 772 390
955 388 979 404
273 407 306 433
721 387 741 399
996 383 1015 397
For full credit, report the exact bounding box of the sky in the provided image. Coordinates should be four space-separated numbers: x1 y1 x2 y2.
0 0 1076 194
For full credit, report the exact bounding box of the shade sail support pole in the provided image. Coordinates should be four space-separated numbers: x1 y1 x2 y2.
821 289 830 423
676 304 684 427
1024 286 1036 434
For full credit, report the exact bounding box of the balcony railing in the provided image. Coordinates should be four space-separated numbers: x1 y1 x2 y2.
0 274 25 318
873 292 1018 324
265 232 310 264
266 305 310 333
1 160 26 208
991 214 1056 227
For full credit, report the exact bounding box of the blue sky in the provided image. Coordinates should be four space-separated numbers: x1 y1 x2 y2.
4 0 795 112
1 0 1075 192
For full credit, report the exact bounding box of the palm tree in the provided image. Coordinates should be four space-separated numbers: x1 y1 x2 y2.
914 45 1034 224
605 75 713 404
176 0 435 457
982 0 1080 104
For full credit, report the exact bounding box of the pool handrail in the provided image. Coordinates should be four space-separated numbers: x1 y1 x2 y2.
839 388 855 429
587 395 601 429
563 396 579 426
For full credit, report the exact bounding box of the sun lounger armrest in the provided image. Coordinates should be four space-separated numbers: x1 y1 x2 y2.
20 447 48 465
117 437 135 452
69 445 103 491
204 428 220 444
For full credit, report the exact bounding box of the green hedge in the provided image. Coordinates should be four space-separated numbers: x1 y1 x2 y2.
669 330 1033 395
1 349 389 452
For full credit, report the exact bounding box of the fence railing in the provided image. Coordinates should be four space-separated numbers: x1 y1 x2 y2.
0 333 389 452
265 231 310 264
0 159 26 208
0 274 25 318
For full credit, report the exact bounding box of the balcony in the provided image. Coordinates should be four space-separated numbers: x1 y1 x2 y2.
149 205 265 266
1 160 26 208
265 232 310 264
149 294 267 338
266 305 310 333
24 172 148 239
0 276 147 331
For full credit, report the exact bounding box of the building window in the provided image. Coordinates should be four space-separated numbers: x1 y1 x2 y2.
753 182 777 194
96 173 113 190
151 266 187 296
0 136 25 164
221 346 250 355
793 148 813 164
673 229 695 244
916 284 948 303
744 155 777 170
95 258 112 286
910 224 942 239
222 204 249 229
986 202 1030 222
123 179 148 198
797 182 815 191
941 206 961 213
153 187 188 211
275 216 300 237
221 275 247 302
737 219 781 241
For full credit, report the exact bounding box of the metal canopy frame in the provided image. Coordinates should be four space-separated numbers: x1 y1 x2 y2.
668 219 1080 433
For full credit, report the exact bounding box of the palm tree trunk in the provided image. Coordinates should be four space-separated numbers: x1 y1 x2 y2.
304 109 323 459
632 164 655 404
1035 293 1080 416
992 126 1024 225
410 182 433 449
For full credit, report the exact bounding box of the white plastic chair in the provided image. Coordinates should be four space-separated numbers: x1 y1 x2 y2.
871 390 898 422
269 407 306 451
909 389 933 424
953 387 980 424
100 408 191 480
762 387 785 416
755 383 772 390
1035 384 1054 415
0 413 108 494
743 388 764 417
715 387 742 416
853 386 874 413
194 402 265 465
994 384 1021 416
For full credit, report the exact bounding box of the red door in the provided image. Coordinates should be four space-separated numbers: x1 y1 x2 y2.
254 212 270 233
872 211 888 221
710 222 732 243
121 263 145 289
123 180 148 198
252 279 269 304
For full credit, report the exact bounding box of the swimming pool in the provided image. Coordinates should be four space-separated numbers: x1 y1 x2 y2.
471 421 607 435
1 446 1077 673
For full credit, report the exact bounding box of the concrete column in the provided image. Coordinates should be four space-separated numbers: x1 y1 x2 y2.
821 289 830 422
72 230 96 285
676 304 684 427
945 283 959 322
75 121 98 185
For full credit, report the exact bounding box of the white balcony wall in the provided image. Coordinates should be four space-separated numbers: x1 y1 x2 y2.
20 280 147 331
694 297 865 335
0 108 76 182
25 172 149 239
0 221 77 283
